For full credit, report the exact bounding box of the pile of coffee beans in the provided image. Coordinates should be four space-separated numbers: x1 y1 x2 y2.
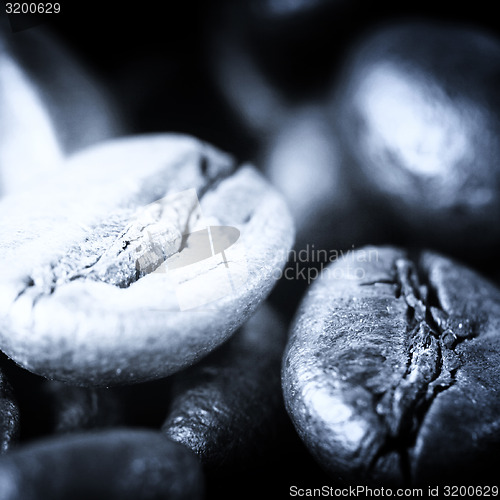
1 2 500 497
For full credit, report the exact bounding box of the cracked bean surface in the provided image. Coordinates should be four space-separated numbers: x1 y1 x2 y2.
282 246 500 485
0 134 294 386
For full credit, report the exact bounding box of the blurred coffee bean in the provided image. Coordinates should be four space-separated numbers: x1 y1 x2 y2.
110 52 256 159
0 21 121 196
38 381 125 434
0 429 203 500
211 36 391 260
241 0 348 21
0 367 18 454
283 246 500 485
209 0 356 99
335 22 500 256
263 104 392 251
0 134 294 385
163 303 286 467
0 354 172 441
111 378 172 430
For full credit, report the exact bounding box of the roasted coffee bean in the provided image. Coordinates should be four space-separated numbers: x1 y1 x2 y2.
0 368 18 454
207 4 399 260
209 0 354 99
210 36 388 256
335 22 500 254
283 247 500 485
162 303 286 467
1 355 171 441
111 378 173 429
38 381 125 434
230 0 346 22
0 429 203 499
0 21 120 197
261 104 391 253
0 134 294 385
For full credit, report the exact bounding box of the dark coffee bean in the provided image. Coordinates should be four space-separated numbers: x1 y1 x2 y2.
283 246 500 485
0 429 203 499
335 22 500 254
111 378 173 429
233 0 347 22
39 381 125 434
0 21 121 197
261 104 392 252
1 356 172 441
210 35 389 257
0 368 18 454
209 0 354 99
162 303 286 467
0 135 294 385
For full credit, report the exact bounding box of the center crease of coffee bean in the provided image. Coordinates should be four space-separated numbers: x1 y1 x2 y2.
364 257 476 481
18 155 231 298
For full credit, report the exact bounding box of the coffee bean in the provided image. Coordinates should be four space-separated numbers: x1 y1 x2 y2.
210 40 388 259
208 0 353 100
0 368 18 454
1 356 172 441
0 21 121 197
38 381 126 434
0 429 203 499
283 246 500 485
262 104 394 253
162 303 286 467
231 0 347 22
0 134 294 385
335 22 500 254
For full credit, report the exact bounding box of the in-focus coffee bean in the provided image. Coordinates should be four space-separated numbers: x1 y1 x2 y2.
0 134 294 385
0 429 203 500
163 303 286 466
335 22 500 254
283 246 500 485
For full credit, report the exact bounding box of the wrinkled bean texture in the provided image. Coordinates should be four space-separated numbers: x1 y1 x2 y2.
0 369 18 454
283 247 500 486
0 135 294 385
163 303 286 466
